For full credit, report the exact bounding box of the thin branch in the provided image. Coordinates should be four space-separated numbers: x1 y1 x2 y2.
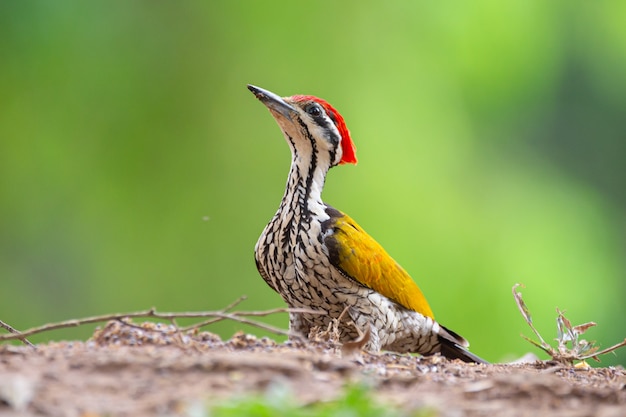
0 306 325 343
213 312 291 336
0 319 36 348
179 296 250 332
178 316 226 332
115 312 293 337
221 295 248 312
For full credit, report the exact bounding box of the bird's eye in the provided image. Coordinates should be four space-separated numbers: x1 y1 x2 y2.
306 104 323 117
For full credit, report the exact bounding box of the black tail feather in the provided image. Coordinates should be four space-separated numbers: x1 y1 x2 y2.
437 335 489 364
436 324 489 364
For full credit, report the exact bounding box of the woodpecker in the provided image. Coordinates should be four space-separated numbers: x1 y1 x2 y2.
249 85 486 364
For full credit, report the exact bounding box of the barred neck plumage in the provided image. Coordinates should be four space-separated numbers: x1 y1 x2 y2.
276 144 331 228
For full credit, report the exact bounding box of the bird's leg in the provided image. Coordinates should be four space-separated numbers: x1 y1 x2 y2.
287 311 312 340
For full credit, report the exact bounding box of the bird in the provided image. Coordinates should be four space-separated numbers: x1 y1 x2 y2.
248 84 486 364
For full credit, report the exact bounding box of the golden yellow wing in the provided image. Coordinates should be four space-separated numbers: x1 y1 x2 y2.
323 207 434 319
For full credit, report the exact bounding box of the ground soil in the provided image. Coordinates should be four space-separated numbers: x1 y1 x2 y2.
0 321 624 417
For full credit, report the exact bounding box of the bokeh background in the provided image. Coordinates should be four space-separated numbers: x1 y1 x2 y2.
1 1 625 365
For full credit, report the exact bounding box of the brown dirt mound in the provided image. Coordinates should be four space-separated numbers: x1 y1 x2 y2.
0 321 624 417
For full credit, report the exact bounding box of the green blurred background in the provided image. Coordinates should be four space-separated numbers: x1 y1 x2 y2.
1 1 625 365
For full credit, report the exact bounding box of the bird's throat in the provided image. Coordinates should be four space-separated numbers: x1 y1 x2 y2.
279 155 330 224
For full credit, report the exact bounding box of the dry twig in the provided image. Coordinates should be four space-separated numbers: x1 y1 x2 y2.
0 319 35 348
0 298 324 344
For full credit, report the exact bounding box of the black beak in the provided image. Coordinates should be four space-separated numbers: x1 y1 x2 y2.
248 84 295 120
